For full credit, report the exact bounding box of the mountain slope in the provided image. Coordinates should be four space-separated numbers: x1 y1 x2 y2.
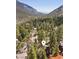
48 5 63 17
16 0 44 23
16 0 40 15
16 0 63 23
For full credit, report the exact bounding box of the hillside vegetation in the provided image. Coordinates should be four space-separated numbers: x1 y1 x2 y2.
16 16 63 59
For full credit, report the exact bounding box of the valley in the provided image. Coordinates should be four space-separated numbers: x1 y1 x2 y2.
16 0 63 59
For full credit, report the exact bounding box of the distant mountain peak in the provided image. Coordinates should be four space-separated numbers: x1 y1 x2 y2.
16 0 63 24
48 5 63 16
16 0 45 23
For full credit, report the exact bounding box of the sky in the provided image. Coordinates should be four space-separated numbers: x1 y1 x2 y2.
18 0 63 13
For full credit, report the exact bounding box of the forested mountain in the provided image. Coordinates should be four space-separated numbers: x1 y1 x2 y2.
16 0 44 23
16 0 63 24
48 5 63 16
16 1 63 59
